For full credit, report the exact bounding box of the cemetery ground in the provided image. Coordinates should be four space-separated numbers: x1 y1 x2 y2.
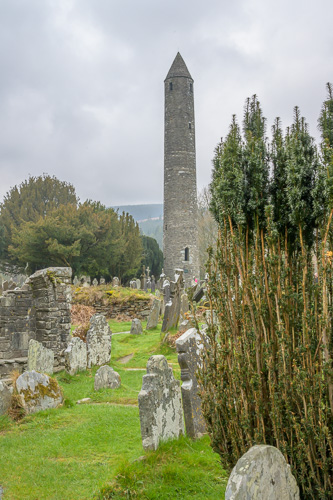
0 319 228 500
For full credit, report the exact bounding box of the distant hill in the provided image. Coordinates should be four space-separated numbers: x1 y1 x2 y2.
112 204 163 249
113 204 163 222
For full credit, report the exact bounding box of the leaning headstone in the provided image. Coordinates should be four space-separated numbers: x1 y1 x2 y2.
130 318 143 335
146 298 161 330
92 278 98 287
0 381 12 415
2 281 8 292
64 337 87 375
27 339 54 374
161 270 184 333
73 276 79 286
86 314 112 368
225 445 300 500
94 365 121 390
100 277 106 285
138 355 184 450
155 289 161 298
176 328 206 439
163 280 171 303
15 371 63 415
136 279 141 290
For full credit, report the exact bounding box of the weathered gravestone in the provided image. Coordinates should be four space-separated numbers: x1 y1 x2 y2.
86 314 112 368
176 328 206 439
27 339 54 374
94 365 121 390
2 281 8 292
100 277 106 285
64 337 87 375
146 299 161 330
15 370 63 415
138 355 184 450
151 276 156 293
180 292 189 320
73 276 79 286
0 381 11 415
225 445 300 500
161 270 184 333
112 277 120 287
130 318 143 335
136 279 141 290
92 278 98 287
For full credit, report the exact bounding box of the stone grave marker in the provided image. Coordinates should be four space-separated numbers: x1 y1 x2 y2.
92 278 98 287
151 276 156 293
146 298 161 330
225 445 299 499
136 279 141 290
0 381 11 415
94 365 121 390
86 314 112 368
176 328 206 439
130 318 143 335
15 371 63 415
64 337 87 375
138 355 184 450
27 339 54 374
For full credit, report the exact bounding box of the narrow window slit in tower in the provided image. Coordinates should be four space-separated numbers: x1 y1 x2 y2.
185 247 189 261
169 82 173 91
190 83 193 92
189 123 191 129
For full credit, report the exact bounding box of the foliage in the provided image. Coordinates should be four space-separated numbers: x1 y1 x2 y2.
6 202 142 280
141 235 163 277
0 174 78 266
197 187 218 279
202 88 333 499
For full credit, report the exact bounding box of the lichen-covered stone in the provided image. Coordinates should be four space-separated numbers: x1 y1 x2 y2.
225 445 300 500
0 381 11 415
64 337 87 375
27 339 54 374
130 318 143 335
176 328 206 439
138 355 184 451
94 365 121 390
15 370 63 414
86 314 112 368
146 299 161 330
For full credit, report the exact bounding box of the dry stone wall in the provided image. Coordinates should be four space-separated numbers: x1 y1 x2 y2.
0 267 72 379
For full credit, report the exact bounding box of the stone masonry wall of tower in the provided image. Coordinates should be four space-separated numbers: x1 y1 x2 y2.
163 53 200 285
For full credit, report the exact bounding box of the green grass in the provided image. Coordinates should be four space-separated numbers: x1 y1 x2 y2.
0 320 227 499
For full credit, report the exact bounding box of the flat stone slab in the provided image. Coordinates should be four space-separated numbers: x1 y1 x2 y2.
16 370 63 415
225 445 299 500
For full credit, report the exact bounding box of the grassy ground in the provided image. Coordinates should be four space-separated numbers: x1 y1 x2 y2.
0 320 227 500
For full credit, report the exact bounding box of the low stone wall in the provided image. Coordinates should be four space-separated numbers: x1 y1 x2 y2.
0 267 72 379
90 299 152 320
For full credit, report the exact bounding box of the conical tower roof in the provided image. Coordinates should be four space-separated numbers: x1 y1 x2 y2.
165 52 192 80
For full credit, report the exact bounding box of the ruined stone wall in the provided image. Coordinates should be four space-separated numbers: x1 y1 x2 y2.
163 53 200 285
0 267 71 378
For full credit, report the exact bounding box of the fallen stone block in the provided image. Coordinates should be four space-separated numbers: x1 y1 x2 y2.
15 370 63 415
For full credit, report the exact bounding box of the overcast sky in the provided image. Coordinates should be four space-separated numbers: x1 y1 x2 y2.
0 0 332 206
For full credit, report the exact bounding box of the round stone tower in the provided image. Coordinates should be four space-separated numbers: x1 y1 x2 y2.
163 53 200 285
